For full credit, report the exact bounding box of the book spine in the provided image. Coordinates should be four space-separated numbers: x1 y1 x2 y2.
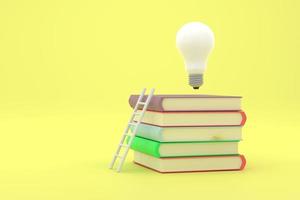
129 95 164 111
240 155 247 170
240 111 247 125
130 136 161 157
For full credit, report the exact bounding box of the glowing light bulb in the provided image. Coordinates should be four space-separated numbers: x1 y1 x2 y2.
176 22 215 89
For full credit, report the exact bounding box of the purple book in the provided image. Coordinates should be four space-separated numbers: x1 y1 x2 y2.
129 94 242 112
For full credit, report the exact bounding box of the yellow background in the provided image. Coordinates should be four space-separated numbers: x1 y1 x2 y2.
0 0 299 199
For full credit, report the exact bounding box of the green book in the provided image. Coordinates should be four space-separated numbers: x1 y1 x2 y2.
130 136 239 158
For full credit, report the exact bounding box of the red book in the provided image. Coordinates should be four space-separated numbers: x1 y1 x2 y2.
134 110 247 127
134 152 246 173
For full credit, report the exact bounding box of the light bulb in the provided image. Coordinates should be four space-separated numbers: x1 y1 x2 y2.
176 22 215 89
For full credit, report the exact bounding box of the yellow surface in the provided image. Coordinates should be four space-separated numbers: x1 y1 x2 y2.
0 0 299 199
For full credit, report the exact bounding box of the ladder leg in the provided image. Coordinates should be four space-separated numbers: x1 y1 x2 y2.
109 155 117 169
116 149 128 172
109 144 122 169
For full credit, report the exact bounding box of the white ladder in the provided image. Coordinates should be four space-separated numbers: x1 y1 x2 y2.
109 88 155 172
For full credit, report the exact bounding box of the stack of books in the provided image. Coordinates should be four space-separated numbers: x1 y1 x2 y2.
128 94 247 173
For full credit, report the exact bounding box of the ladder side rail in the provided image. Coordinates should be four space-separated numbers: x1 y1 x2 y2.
126 88 146 127
116 89 155 172
109 89 146 169
126 88 155 147
110 88 155 172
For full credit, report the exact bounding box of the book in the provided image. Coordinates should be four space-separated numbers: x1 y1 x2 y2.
130 136 239 158
133 111 246 127
134 151 246 173
129 94 241 112
134 123 242 142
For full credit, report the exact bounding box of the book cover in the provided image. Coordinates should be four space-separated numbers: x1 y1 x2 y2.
133 123 242 142
134 151 246 173
130 136 239 158
133 110 247 127
129 94 242 112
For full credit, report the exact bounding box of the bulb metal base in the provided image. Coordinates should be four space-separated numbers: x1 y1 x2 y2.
189 74 203 89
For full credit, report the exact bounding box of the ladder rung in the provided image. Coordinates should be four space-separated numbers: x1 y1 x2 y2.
115 155 123 159
128 122 137 126
138 102 146 105
133 112 141 115
119 144 129 148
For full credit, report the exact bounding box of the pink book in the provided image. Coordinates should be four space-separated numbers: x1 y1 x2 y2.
129 94 242 112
